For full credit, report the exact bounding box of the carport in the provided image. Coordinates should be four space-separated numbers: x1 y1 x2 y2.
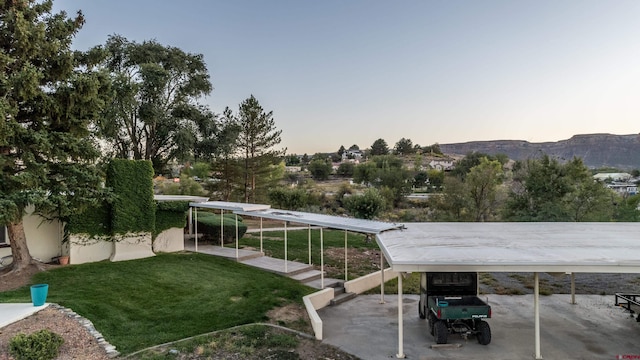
188 201 402 286
376 222 640 359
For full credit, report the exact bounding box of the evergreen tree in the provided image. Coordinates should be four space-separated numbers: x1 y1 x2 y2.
0 0 110 272
394 138 415 155
370 138 389 156
234 95 283 203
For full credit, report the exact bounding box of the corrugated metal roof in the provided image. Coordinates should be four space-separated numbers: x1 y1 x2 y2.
234 208 403 234
189 201 271 212
376 222 640 273
155 195 209 202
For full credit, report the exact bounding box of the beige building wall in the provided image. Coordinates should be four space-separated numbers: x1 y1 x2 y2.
153 228 184 253
69 234 113 265
110 232 155 262
23 207 63 263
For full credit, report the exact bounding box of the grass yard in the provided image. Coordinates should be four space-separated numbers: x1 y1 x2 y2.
0 253 314 354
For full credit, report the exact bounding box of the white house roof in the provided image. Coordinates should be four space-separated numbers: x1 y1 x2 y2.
376 222 640 273
593 172 632 181
233 208 403 234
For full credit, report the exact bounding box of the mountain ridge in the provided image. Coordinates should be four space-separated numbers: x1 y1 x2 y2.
439 133 640 170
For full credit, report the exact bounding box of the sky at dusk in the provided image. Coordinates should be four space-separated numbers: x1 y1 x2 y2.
53 0 640 154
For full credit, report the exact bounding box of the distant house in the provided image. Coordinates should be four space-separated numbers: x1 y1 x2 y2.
342 150 363 161
428 159 455 171
285 166 302 173
606 182 638 197
593 173 632 182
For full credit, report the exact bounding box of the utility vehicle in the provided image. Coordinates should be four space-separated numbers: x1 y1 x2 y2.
418 272 492 345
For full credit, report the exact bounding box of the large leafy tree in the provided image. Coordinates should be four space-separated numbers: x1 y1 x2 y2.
503 155 615 221
95 35 214 175
233 95 283 203
0 0 110 273
307 159 332 180
353 155 412 205
465 158 504 221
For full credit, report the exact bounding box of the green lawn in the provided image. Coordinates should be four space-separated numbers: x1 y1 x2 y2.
0 253 314 354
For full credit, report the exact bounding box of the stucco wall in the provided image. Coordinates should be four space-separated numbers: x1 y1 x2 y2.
153 228 184 253
23 208 63 263
110 232 155 262
69 235 112 265
345 268 399 294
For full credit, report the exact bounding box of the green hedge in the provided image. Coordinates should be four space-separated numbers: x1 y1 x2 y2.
107 159 155 234
154 201 190 237
66 204 111 237
196 212 247 244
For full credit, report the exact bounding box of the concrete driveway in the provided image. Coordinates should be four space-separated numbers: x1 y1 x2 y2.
318 294 640 360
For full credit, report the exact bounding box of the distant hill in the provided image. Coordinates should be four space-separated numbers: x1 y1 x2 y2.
439 133 640 170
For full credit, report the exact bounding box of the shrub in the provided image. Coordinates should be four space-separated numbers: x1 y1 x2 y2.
196 212 247 244
268 188 309 210
343 188 386 219
9 329 64 360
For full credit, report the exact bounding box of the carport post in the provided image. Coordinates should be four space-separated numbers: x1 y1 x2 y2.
188 207 193 234
344 230 348 281
380 251 385 304
308 224 312 265
194 207 198 252
220 209 224 248
534 272 542 359
571 273 576 304
397 272 405 359
320 228 324 289
235 214 239 258
284 221 288 273
260 217 263 254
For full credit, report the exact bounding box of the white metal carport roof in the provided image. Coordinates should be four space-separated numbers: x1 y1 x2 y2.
376 222 640 359
233 208 403 234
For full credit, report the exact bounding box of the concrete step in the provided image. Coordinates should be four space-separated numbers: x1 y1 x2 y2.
289 269 323 283
333 286 345 296
330 292 357 306
302 278 343 290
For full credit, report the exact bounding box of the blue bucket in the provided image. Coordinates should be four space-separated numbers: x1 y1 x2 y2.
30 284 49 307
438 300 449 307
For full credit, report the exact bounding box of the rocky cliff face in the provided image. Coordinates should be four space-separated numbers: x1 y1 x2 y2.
439 133 640 169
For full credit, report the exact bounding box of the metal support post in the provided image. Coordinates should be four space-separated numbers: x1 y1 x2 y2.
396 273 405 358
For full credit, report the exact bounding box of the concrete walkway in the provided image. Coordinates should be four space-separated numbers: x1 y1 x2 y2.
0 303 49 328
184 238 334 289
319 294 640 360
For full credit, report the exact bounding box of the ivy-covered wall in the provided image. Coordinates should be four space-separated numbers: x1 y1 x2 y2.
107 159 155 234
66 204 110 237
154 201 190 237
67 160 191 244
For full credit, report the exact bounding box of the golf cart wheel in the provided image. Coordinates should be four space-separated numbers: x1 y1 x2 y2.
428 312 436 335
434 321 448 344
476 320 491 345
